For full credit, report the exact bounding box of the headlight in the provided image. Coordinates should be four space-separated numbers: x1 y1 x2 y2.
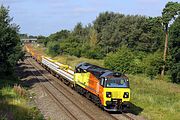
106 92 111 98
123 92 129 98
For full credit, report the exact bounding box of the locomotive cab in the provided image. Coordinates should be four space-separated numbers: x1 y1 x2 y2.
100 74 130 111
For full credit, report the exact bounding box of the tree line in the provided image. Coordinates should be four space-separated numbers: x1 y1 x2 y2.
37 2 180 83
27 2 175 83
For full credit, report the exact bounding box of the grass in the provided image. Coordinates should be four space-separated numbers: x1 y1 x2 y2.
32 43 104 69
32 44 180 120
53 55 104 68
0 75 44 120
129 74 180 120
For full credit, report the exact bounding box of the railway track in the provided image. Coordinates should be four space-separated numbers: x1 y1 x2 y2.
26 58 98 120
25 58 97 120
25 57 135 120
25 59 80 120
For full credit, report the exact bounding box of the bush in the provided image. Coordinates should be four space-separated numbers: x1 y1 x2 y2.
141 50 164 78
81 46 105 59
105 46 163 78
46 41 61 57
69 48 81 57
104 46 135 73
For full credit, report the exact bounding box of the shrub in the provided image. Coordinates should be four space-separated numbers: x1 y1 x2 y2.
104 46 135 73
141 50 164 78
105 46 163 78
46 41 61 57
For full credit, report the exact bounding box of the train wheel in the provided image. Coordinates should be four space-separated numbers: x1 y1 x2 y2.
69 83 74 89
85 92 91 100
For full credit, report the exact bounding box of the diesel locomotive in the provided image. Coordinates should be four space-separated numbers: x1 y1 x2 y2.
74 62 130 111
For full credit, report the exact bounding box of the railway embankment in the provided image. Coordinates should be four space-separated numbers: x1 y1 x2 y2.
0 73 44 120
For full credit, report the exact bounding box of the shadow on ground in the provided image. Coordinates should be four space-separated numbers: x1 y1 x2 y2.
123 102 143 115
107 102 143 115
15 60 49 88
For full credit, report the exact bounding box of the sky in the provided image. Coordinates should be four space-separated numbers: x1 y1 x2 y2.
0 0 179 36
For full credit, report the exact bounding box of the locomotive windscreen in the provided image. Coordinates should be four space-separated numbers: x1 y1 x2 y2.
105 78 129 88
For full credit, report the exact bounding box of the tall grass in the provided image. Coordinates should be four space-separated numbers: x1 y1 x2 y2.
129 74 180 120
54 55 104 68
0 76 44 120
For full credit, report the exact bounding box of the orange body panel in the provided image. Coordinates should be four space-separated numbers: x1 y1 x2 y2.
99 86 104 105
84 73 99 96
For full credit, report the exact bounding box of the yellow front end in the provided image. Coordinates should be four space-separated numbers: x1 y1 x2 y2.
102 88 130 111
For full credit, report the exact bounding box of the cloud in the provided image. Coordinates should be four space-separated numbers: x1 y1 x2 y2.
136 0 161 4
0 0 25 5
73 7 96 13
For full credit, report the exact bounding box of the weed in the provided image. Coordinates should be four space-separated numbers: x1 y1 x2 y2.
13 84 26 97
0 76 44 120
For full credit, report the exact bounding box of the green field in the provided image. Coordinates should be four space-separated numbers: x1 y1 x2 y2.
0 75 44 120
129 75 180 120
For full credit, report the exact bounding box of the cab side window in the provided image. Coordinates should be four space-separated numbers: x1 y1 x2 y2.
75 67 87 73
100 77 104 86
75 67 81 73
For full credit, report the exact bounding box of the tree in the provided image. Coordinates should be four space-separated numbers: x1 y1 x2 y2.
73 22 84 36
0 5 24 73
89 28 98 48
161 2 180 78
48 30 70 42
104 46 135 73
169 16 180 83
46 41 61 57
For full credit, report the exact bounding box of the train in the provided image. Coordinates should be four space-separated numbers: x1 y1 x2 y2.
25 44 131 111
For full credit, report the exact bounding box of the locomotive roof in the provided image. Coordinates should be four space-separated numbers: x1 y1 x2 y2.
76 62 124 78
77 62 109 71
77 62 121 78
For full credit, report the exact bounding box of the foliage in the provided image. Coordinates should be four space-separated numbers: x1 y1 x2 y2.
49 30 70 42
43 2 180 83
141 51 164 78
0 75 44 120
46 41 61 57
169 16 180 83
94 12 164 53
162 1 180 30
37 35 46 44
46 13 164 58
104 46 164 78
0 6 24 73
104 46 135 74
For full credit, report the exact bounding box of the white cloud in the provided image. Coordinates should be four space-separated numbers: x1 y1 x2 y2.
73 7 96 13
0 0 24 4
136 0 161 4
